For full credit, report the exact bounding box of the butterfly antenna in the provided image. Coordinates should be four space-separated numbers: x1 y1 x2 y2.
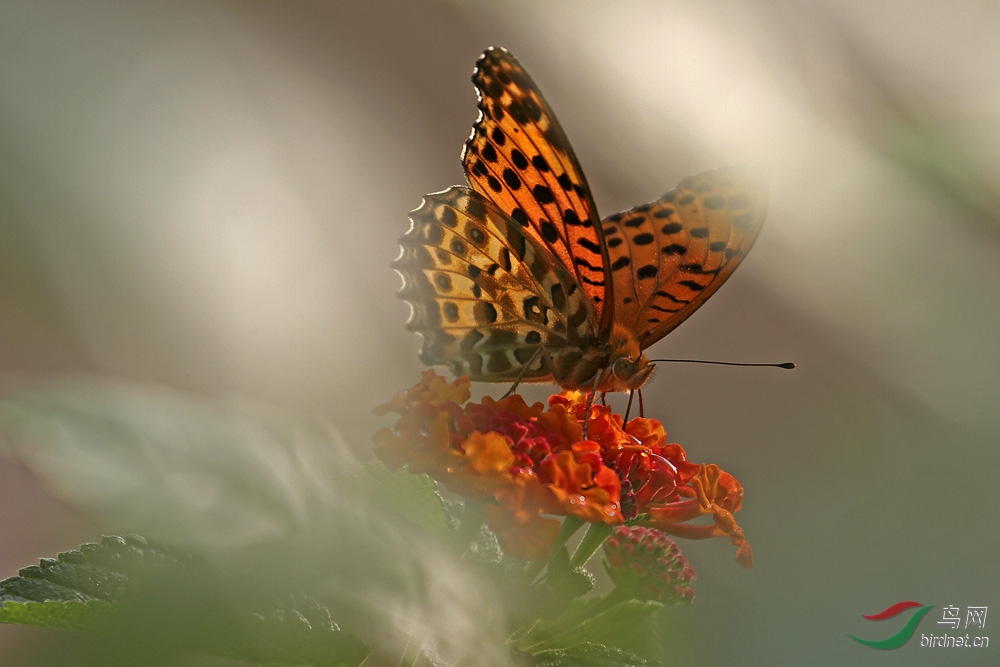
649 359 796 369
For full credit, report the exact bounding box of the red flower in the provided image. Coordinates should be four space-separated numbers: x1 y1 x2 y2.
375 371 753 567
604 526 696 605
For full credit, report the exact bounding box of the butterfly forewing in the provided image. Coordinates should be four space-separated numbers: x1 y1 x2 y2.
462 47 614 338
394 186 592 382
397 48 769 392
601 166 767 349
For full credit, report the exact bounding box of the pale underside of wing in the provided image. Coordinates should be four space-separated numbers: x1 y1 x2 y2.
394 186 592 382
600 166 768 350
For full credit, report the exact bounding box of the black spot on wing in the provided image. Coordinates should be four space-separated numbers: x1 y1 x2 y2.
474 301 499 323
540 220 559 243
703 195 724 210
511 149 528 169
611 256 631 271
636 264 657 280
533 184 555 205
532 155 550 172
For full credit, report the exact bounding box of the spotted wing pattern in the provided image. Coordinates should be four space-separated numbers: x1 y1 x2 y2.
395 47 769 390
394 186 592 382
601 166 767 349
461 47 614 338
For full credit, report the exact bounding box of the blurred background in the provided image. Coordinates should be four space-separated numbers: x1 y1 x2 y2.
1 0 998 664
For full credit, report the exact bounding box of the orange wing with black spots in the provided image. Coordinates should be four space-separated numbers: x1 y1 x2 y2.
601 166 767 348
461 47 614 339
394 186 593 383
395 47 768 392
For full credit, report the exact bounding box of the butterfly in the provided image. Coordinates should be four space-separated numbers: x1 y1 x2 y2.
394 47 767 394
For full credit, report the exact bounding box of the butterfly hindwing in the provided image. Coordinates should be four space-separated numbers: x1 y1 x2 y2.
462 47 614 338
601 166 768 349
394 186 592 382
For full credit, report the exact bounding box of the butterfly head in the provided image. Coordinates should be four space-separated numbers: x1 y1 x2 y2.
608 354 654 391
592 324 654 392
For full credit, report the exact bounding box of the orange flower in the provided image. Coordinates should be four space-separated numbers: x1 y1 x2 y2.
374 371 753 566
442 431 515 500
485 474 562 560
373 369 471 416
643 464 753 568
371 403 452 474
540 448 622 524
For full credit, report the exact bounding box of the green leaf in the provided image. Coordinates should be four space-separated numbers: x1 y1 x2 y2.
0 535 369 667
531 642 651 667
517 598 663 663
547 548 595 599
0 535 188 612
235 596 370 667
0 600 111 631
353 461 451 539
0 379 356 549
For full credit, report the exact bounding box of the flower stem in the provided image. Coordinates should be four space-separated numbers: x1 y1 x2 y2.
526 516 585 583
570 522 613 569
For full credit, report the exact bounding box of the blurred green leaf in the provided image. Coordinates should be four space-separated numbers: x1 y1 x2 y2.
352 461 451 539
0 535 369 667
531 643 651 667
0 600 110 631
518 598 662 663
0 378 356 549
0 535 187 617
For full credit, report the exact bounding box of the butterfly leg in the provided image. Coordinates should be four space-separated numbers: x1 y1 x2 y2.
581 373 602 440
623 390 636 422
500 348 545 398
637 389 645 418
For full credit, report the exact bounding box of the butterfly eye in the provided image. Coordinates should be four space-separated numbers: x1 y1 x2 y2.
612 357 637 381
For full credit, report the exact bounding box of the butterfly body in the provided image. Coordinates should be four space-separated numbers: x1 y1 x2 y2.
546 323 654 392
394 47 767 393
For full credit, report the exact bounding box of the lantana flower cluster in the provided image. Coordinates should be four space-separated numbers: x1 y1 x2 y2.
374 370 752 567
